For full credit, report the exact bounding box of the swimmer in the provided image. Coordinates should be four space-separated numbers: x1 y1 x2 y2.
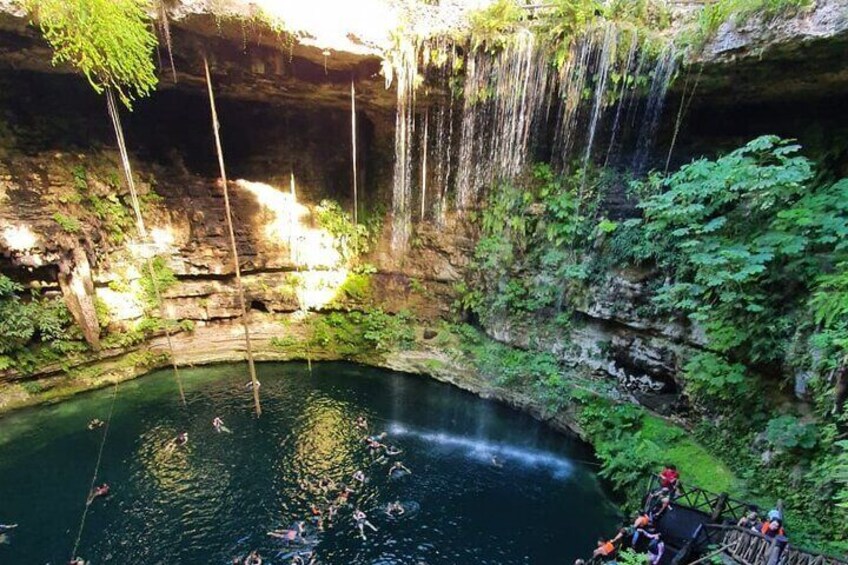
212 416 231 433
353 509 377 541
291 552 317 565
86 483 110 505
352 470 366 483
69 558 87 565
336 486 353 506
87 419 104 430
355 416 368 429
244 550 263 565
327 504 338 522
386 501 405 517
388 461 411 478
318 477 335 493
268 521 305 543
245 380 262 390
491 455 504 468
0 524 17 532
384 445 403 456
309 505 324 530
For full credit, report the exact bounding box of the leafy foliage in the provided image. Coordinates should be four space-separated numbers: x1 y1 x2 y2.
24 0 158 108
314 200 382 265
0 275 83 373
138 257 177 310
464 163 611 323
631 136 848 364
308 309 416 356
52 212 82 233
765 415 818 451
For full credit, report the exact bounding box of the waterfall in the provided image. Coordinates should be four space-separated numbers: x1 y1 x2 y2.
631 43 678 174
581 23 617 174
604 32 639 167
433 92 455 227
454 30 550 212
390 38 418 252
387 22 681 232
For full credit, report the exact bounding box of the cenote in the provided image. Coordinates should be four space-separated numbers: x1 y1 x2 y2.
0 362 619 564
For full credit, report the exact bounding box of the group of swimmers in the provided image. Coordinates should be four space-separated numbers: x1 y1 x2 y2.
231 416 415 564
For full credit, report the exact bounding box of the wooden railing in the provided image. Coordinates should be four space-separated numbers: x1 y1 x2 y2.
644 474 753 523
697 525 847 565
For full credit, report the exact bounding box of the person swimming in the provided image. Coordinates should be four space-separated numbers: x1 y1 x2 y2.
386 501 405 517
86 483 110 505
0 524 17 532
384 445 402 456
318 477 335 493
327 503 338 522
355 416 368 429
268 522 305 544
388 461 411 478
352 470 366 483
353 509 377 541
212 416 231 433
291 551 317 565
491 455 504 468
336 484 355 505
69 558 87 565
87 419 104 430
244 550 263 565
245 380 261 389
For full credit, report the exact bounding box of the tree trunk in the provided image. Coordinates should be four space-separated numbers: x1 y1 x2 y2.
58 247 100 351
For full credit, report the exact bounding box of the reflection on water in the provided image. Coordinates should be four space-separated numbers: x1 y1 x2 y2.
0 362 620 564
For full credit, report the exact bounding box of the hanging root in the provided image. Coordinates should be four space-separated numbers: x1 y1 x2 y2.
105 88 186 406
158 0 177 83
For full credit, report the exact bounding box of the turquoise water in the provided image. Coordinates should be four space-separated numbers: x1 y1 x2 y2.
0 362 619 564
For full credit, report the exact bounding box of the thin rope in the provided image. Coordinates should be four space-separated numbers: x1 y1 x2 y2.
351 80 358 224
106 89 186 406
203 54 262 417
664 62 703 174
70 382 119 560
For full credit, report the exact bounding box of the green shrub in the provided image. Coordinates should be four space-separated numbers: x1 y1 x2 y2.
765 415 818 451
138 257 177 309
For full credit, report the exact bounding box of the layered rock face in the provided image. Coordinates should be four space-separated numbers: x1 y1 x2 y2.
0 0 846 414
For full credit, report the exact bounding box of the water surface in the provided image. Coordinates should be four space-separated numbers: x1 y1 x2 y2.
0 362 619 564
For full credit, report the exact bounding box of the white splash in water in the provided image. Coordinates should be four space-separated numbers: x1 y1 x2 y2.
388 423 575 478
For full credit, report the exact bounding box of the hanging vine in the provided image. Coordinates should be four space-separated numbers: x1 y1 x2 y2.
23 0 158 109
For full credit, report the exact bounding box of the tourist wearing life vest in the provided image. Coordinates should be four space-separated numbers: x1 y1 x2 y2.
593 529 625 559
762 520 786 538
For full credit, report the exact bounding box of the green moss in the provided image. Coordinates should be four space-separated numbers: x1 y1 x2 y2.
337 273 373 302
641 416 739 495
52 212 82 233
683 0 813 49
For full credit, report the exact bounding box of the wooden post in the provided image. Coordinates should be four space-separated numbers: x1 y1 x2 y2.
711 492 729 523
